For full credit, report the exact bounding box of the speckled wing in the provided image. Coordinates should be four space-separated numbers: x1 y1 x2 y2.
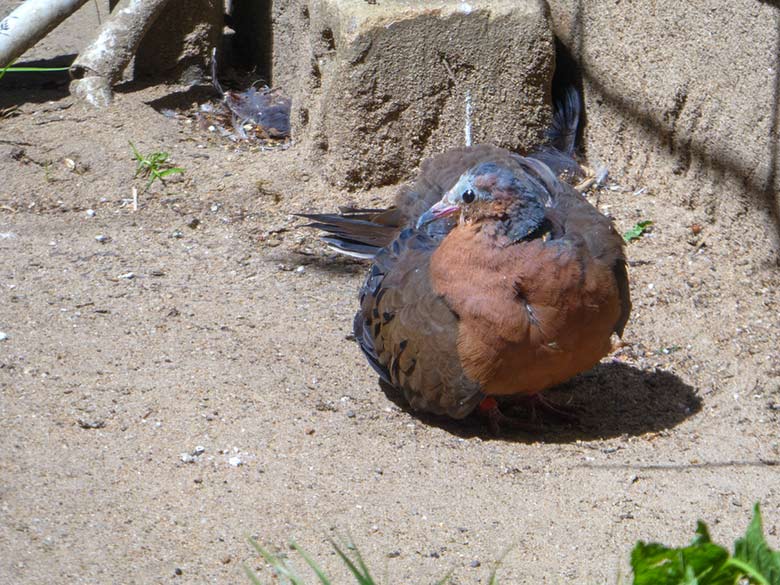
354 228 484 419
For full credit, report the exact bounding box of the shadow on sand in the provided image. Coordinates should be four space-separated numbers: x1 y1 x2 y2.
379 361 701 443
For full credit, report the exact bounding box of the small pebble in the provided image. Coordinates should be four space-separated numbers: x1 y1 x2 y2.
228 456 243 467
346 410 356 418
0 332 7 341
180 453 196 463
172 230 184 239
193 445 205 455
387 550 401 558
95 234 109 243
174 567 183 576
85 209 96 217
295 265 305 274
470 560 481 568
118 272 135 280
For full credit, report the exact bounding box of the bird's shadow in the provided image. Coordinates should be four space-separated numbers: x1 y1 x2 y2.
380 361 701 443
288 249 368 277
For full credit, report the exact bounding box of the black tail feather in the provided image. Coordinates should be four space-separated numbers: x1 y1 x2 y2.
530 86 584 181
546 85 580 155
296 208 401 259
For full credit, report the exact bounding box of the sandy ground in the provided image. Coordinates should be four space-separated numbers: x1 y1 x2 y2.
2 3 780 584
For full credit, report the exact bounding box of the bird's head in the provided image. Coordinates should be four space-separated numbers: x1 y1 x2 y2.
416 162 551 242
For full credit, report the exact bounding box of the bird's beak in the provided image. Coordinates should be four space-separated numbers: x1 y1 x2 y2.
416 199 459 228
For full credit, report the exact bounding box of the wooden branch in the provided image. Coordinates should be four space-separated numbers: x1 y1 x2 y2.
0 0 90 68
69 0 173 107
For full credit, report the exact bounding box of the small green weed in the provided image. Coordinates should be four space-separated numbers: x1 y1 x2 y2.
623 220 653 242
129 141 184 191
245 537 456 585
245 505 777 585
631 504 779 584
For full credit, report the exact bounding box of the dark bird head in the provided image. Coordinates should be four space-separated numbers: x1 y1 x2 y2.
416 161 551 242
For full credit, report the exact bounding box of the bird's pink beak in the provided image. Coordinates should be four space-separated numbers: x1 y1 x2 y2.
416 199 459 229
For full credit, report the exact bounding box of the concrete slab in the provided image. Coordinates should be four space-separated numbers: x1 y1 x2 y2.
274 0 555 188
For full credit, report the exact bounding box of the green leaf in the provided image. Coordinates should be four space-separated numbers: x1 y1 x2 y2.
730 504 780 585
623 220 653 242
631 533 738 585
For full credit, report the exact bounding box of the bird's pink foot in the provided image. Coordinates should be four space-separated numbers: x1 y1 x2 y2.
478 397 546 435
517 393 580 423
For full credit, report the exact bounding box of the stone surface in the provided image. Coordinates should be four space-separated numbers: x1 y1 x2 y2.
134 0 223 85
273 0 555 188
547 0 780 245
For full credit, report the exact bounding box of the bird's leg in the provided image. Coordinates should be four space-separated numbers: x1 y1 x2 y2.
524 393 579 423
477 397 545 435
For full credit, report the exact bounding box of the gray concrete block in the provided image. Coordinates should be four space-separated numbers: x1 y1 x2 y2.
548 0 780 239
274 0 555 188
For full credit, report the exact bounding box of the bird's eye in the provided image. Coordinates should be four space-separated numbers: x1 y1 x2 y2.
462 189 476 204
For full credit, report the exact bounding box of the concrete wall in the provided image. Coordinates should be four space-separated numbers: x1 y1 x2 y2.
272 0 556 188
266 0 780 245
547 0 780 242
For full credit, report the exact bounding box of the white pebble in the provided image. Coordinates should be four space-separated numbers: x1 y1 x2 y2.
228 456 243 467
0 332 8 341
181 453 196 463
118 272 135 280
86 209 96 217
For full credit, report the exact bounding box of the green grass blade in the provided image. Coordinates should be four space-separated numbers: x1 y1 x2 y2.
248 537 305 585
486 545 513 585
157 167 184 178
244 563 265 585
128 141 142 160
433 568 454 585
2 66 70 72
289 541 333 585
330 539 376 585
0 58 17 81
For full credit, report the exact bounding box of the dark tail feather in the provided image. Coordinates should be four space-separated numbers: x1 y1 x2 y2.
546 86 580 155
530 86 584 180
297 207 402 259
